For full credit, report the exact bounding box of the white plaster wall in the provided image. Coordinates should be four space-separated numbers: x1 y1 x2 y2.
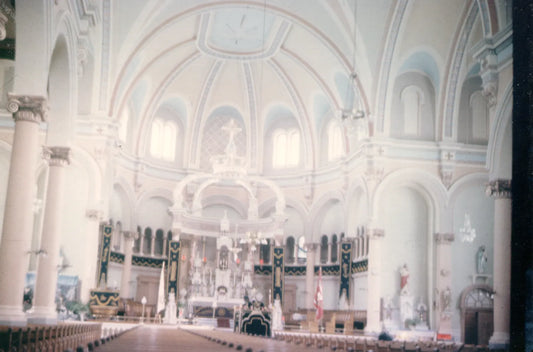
380 187 429 309
137 197 172 229
284 206 305 238
450 182 494 337
320 200 344 235
60 163 90 280
352 273 368 310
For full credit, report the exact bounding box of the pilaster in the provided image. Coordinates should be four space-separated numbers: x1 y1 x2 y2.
365 228 385 334
434 233 454 337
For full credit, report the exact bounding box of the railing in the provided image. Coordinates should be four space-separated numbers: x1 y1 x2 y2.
0 323 101 352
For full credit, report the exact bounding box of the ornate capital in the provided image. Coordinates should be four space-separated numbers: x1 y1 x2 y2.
305 242 319 251
478 51 498 108
7 94 47 123
122 231 139 241
486 179 512 199
368 228 385 239
85 208 103 220
43 146 71 167
435 233 454 244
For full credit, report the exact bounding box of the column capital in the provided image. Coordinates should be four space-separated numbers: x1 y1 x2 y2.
7 94 47 123
434 233 454 244
305 242 319 251
122 231 138 241
486 179 511 199
85 208 103 221
43 146 71 167
368 228 385 239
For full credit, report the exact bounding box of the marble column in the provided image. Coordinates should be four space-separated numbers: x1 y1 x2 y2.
305 243 318 309
150 233 155 256
486 179 511 348
365 228 384 334
80 209 102 302
120 231 137 299
434 233 454 336
29 147 70 324
0 95 46 326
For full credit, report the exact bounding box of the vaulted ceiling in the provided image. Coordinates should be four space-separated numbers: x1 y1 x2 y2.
106 0 501 174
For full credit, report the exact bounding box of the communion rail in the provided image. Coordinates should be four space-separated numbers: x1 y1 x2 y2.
0 323 101 352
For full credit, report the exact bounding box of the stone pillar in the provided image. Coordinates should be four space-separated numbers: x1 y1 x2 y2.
29 147 70 324
150 232 155 256
120 231 137 299
365 228 384 334
162 233 168 257
0 95 46 326
434 233 454 336
486 179 511 348
327 242 332 264
305 243 318 309
80 209 102 302
139 231 145 255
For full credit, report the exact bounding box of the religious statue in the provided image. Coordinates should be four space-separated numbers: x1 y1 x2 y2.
476 245 488 274
441 287 452 311
400 264 409 295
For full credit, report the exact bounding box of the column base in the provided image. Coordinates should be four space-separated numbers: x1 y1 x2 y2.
27 306 58 325
0 305 27 326
489 331 509 349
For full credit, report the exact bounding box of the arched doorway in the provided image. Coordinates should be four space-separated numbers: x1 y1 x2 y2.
460 284 494 345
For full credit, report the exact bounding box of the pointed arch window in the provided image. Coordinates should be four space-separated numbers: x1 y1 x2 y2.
150 118 177 161
272 128 300 168
327 121 343 160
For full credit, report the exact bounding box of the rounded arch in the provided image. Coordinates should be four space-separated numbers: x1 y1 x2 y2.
199 194 248 220
309 190 345 242
372 169 447 229
110 181 136 231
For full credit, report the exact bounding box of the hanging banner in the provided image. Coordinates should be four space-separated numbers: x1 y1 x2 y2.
272 246 284 304
97 224 113 288
167 240 180 300
339 241 352 300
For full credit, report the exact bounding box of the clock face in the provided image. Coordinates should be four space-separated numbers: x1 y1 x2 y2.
208 8 275 53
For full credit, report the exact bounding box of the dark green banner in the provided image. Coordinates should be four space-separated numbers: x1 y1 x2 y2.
272 246 284 304
339 241 352 299
167 240 180 300
97 225 113 288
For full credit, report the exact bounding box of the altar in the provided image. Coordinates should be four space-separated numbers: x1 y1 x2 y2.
189 296 243 319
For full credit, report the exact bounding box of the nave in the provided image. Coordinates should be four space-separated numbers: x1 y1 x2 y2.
96 325 322 352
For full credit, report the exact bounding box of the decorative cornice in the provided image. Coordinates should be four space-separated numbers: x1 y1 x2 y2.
486 179 511 198
43 146 71 167
435 233 455 244
7 94 47 123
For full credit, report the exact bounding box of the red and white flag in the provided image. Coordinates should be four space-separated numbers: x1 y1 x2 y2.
314 266 323 321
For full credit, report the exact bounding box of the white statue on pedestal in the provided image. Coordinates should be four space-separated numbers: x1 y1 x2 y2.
272 298 283 330
164 293 177 324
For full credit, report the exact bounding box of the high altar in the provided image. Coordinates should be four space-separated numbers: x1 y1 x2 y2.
167 119 287 322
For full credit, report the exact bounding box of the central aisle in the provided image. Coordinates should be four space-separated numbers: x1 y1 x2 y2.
97 325 324 352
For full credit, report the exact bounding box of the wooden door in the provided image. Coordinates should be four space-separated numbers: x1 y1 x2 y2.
477 310 493 345
464 311 478 344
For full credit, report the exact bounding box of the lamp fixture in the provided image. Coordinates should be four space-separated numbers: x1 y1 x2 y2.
459 213 476 242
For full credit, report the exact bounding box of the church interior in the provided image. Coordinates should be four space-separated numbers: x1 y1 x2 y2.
0 0 529 351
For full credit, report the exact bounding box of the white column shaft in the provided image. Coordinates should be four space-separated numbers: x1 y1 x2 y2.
365 229 384 333
120 234 135 298
80 215 100 302
0 113 43 326
305 244 317 309
30 159 67 324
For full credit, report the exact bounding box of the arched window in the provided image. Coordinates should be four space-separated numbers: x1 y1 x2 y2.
331 234 338 263
320 235 328 264
286 236 295 264
272 128 300 168
150 118 177 161
297 236 307 263
167 230 173 256
118 107 129 142
150 119 163 157
470 91 489 141
143 228 152 255
260 239 271 265
154 229 164 256
327 121 343 160
401 85 424 136
113 221 122 251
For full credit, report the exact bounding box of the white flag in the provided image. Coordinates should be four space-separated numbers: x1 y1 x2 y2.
156 262 166 314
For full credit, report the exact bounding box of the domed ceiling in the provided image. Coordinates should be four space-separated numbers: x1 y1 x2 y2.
108 0 475 175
